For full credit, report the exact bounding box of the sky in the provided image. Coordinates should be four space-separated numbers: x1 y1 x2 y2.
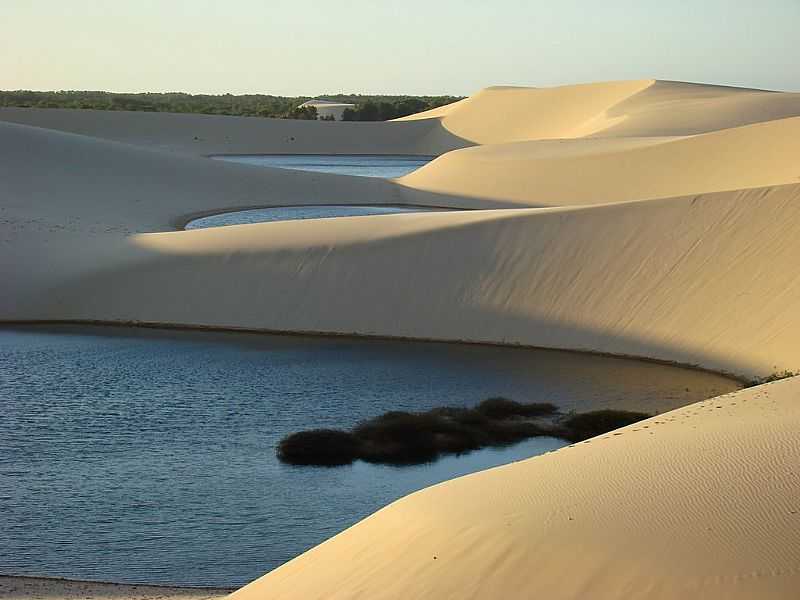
2 0 798 96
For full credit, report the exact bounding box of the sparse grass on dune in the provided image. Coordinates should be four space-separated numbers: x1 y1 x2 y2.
277 398 649 467
276 429 360 466
746 370 798 387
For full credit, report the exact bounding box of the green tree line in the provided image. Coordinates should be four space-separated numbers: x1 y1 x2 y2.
0 90 461 120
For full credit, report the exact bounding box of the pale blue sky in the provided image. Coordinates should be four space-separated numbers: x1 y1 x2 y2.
2 0 798 95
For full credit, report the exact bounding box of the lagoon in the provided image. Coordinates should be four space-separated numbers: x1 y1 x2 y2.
188 154 440 229
0 325 740 586
185 205 448 230
211 154 432 178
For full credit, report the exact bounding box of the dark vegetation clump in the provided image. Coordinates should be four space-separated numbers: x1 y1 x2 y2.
475 397 558 419
277 429 359 466
354 411 442 464
276 399 651 467
556 410 652 443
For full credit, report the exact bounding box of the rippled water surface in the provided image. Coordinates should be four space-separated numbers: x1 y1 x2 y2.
0 326 741 586
185 205 448 230
211 154 432 178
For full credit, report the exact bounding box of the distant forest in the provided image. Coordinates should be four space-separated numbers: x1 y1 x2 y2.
0 90 462 121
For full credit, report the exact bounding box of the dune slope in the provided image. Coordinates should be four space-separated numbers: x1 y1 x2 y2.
0 106 471 156
398 79 800 141
7 183 800 380
230 377 800 600
400 116 800 206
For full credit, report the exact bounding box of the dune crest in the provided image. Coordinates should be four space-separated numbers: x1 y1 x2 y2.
398 79 800 141
400 115 800 206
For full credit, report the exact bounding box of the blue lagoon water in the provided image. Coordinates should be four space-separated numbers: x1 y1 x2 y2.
0 325 741 586
211 154 432 178
185 205 447 230
189 154 441 230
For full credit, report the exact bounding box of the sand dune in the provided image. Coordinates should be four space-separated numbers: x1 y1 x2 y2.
398 80 800 141
230 377 800 600
400 116 800 206
0 106 470 156
3 79 800 599
398 81 656 142
6 183 800 380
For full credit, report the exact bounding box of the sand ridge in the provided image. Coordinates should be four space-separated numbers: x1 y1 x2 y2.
397 79 800 140
0 106 471 156
399 116 800 206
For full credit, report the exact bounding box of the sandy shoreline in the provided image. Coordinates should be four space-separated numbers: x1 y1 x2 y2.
0 319 753 385
0 577 232 600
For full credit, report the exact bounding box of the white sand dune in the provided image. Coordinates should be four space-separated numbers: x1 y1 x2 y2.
3 79 800 598
397 80 800 140
230 377 800 600
6 183 800 379
0 106 470 156
400 116 800 206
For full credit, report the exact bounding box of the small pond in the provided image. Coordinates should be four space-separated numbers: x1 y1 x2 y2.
191 154 441 229
211 154 432 178
185 205 448 230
